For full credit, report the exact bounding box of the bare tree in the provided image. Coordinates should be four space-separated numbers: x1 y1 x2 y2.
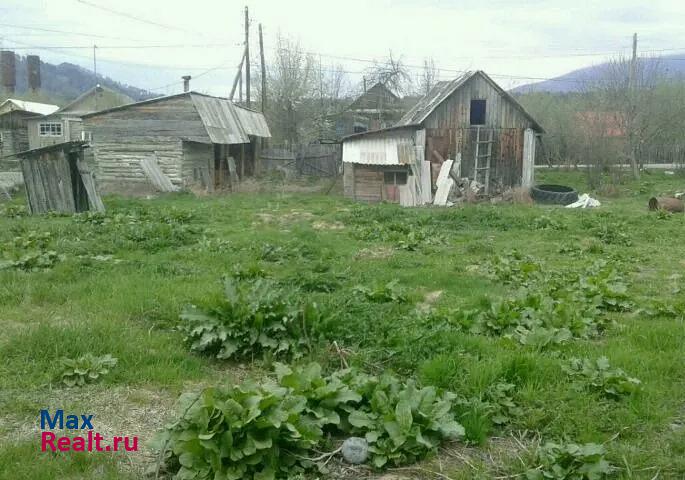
590 56 685 178
261 34 316 146
257 34 352 146
419 57 437 96
365 51 412 96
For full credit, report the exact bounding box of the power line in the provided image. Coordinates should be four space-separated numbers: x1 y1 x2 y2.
74 0 226 42
0 23 148 41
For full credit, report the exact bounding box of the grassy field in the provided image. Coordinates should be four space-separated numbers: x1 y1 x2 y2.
0 170 684 479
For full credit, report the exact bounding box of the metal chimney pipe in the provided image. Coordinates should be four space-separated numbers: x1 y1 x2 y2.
182 75 191 93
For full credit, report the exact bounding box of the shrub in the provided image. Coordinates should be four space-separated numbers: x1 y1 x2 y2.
0 251 64 272
526 441 614 480
179 277 318 361
563 357 641 399
59 354 117 387
343 373 464 467
154 363 464 478
353 280 407 303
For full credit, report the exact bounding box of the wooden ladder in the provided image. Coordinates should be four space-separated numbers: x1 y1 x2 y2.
473 127 494 195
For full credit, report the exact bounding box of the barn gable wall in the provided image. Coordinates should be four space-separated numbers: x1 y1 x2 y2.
421 75 535 190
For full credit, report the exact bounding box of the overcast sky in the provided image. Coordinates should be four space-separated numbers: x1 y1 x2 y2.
1 0 683 96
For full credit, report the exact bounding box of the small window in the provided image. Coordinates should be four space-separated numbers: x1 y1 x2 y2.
39 122 63 137
384 171 408 185
470 99 486 125
353 125 368 133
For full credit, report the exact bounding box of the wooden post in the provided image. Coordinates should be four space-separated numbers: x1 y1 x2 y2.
259 23 266 112
628 32 639 179
230 50 246 100
244 6 250 108
240 143 245 179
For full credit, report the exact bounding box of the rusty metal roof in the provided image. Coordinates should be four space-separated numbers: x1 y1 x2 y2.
397 71 543 132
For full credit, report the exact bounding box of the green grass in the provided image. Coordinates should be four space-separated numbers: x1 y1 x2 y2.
0 170 684 478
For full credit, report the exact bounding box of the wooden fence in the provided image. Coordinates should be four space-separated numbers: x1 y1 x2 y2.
260 143 341 177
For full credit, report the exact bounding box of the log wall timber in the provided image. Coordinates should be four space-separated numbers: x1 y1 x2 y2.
0 127 28 171
83 96 210 192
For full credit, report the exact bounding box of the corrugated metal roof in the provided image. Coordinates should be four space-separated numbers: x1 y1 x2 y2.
233 104 271 138
397 73 473 126
191 94 249 144
396 71 543 132
192 94 271 143
0 99 59 116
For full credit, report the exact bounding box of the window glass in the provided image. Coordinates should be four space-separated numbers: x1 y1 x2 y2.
39 123 62 137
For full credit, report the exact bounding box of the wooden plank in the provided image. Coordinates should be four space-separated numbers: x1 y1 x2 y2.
522 128 535 188
76 159 105 212
433 178 454 206
227 157 239 189
140 155 179 192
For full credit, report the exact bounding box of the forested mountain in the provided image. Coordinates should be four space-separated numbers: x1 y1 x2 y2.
0 54 155 105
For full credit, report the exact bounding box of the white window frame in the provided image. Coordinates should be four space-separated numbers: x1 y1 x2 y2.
39 122 63 137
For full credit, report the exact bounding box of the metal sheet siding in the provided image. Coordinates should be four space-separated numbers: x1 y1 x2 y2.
342 130 415 165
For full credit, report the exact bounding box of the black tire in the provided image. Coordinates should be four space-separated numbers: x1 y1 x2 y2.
530 184 579 205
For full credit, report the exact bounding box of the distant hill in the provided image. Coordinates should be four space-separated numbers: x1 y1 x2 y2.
1 54 156 105
512 54 685 94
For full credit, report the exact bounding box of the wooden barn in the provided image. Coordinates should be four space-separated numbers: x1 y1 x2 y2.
0 99 58 172
342 71 543 204
81 92 271 194
26 85 133 150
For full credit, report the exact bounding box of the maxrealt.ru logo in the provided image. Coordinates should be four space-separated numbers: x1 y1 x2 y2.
40 409 138 452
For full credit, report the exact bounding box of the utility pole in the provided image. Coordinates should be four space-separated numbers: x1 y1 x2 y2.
244 6 250 108
93 44 97 85
230 50 246 100
629 33 637 92
259 23 266 112
628 32 639 179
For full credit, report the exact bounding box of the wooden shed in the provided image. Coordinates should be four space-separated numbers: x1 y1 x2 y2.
81 92 271 194
16 141 105 214
342 71 544 203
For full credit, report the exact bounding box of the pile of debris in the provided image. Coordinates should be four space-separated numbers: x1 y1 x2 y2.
433 155 484 206
432 154 516 206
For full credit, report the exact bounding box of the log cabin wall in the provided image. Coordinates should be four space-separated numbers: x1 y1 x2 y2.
0 111 30 171
83 95 211 193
